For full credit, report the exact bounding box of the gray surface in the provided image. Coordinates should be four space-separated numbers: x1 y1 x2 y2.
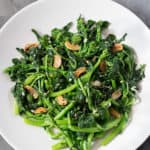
0 0 150 150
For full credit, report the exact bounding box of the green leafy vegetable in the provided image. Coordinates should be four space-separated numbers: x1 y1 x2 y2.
5 16 145 150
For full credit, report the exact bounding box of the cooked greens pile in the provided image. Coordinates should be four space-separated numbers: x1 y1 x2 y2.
5 16 145 150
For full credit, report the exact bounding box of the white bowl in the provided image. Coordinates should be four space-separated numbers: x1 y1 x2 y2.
0 0 150 150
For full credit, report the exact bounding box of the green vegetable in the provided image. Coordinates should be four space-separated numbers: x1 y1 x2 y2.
5 16 145 150
101 115 128 145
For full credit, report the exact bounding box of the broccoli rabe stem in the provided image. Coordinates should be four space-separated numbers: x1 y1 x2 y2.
54 101 75 120
52 140 67 150
69 126 102 133
101 115 128 145
23 117 53 127
87 133 94 150
50 84 77 97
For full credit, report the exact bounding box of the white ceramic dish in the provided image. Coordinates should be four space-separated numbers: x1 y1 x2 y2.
0 0 150 150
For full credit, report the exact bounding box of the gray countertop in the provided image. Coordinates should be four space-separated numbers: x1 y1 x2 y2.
0 0 150 150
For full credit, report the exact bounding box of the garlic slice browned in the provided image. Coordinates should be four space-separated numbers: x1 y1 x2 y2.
111 89 122 100
112 43 123 52
53 54 62 68
24 42 39 51
74 67 86 77
65 41 80 51
34 107 47 114
24 85 39 99
56 96 68 106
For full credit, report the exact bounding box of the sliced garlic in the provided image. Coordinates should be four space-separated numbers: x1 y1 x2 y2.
112 43 123 52
111 89 122 100
24 85 39 99
53 54 62 68
110 107 121 118
24 42 39 51
34 107 47 114
56 96 68 106
74 67 86 77
65 41 80 51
